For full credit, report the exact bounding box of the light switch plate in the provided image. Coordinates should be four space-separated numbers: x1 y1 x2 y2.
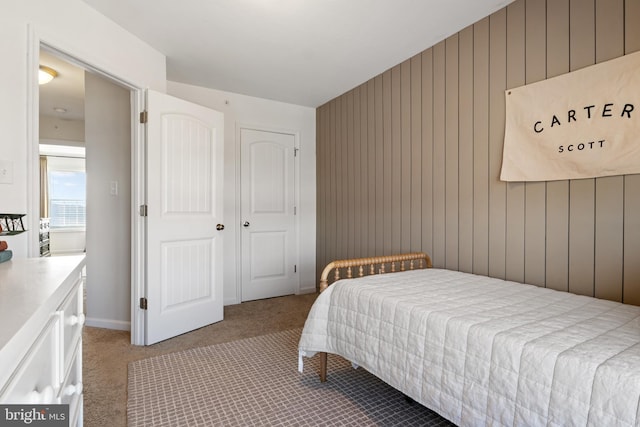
0 160 13 184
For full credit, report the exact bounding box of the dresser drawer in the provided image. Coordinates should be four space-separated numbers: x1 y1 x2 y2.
0 316 60 404
60 273 84 374
59 339 83 427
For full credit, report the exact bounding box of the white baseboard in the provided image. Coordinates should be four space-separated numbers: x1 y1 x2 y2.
85 317 130 331
224 297 240 306
298 286 317 295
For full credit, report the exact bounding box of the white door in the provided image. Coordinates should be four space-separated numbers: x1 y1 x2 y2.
145 90 224 344
240 128 297 301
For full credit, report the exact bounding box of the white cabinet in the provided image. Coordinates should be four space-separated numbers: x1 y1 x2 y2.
0 255 85 426
1 316 59 404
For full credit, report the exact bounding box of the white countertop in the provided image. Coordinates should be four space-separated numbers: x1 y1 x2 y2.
0 255 86 385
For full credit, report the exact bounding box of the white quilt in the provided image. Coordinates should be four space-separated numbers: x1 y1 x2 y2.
298 269 640 426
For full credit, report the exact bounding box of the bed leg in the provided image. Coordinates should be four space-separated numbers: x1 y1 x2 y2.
319 352 327 382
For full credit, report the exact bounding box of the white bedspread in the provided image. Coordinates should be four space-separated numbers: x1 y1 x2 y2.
298 269 640 426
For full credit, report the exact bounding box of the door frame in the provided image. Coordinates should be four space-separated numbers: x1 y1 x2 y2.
26 26 147 345
235 124 301 302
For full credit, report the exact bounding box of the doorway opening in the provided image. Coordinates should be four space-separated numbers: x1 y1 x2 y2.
39 50 87 257
37 45 134 337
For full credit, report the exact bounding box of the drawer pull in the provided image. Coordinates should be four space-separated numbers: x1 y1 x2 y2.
63 382 83 397
26 385 54 404
67 314 86 326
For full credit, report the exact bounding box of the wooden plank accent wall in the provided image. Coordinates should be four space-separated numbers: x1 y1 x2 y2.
544 0 570 293
315 0 640 304
523 0 547 288
624 0 640 305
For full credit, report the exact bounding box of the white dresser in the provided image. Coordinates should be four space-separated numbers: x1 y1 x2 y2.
0 255 86 426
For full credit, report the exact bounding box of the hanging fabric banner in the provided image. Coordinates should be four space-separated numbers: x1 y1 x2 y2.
500 51 640 182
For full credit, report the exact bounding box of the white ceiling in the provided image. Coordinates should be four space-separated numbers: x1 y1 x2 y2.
39 50 86 122
81 0 514 108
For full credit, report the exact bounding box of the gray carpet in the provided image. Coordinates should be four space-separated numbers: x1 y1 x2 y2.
127 328 454 426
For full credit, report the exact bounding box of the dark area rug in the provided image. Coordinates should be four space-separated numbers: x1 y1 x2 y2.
128 328 455 426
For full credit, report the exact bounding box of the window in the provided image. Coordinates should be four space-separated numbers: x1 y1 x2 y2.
49 170 86 227
46 156 86 229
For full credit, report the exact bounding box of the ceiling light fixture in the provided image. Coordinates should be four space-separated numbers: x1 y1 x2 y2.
53 107 67 114
39 65 58 85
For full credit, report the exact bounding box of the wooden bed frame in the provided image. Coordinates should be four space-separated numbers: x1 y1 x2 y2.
304 252 640 425
317 252 432 382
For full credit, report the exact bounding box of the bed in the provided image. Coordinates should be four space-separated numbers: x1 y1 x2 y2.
298 252 640 426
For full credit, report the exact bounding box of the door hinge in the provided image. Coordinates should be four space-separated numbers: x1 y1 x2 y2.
139 204 148 217
294 265 297 273
140 111 148 124
294 206 297 215
140 297 148 310
294 147 299 157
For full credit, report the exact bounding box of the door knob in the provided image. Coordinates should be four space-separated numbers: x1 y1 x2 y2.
216 224 225 231
243 221 250 227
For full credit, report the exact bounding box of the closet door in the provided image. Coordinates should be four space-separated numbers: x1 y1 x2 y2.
240 128 298 301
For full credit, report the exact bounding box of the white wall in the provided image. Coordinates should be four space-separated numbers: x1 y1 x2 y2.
40 116 85 143
3 1 315 328
167 82 317 304
1 0 166 258
85 72 132 330
49 230 85 255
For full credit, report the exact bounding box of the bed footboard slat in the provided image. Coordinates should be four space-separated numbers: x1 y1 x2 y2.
315 252 431 383
319 252 432 292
